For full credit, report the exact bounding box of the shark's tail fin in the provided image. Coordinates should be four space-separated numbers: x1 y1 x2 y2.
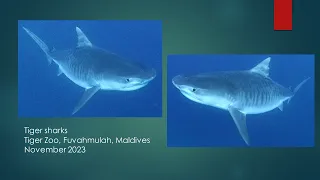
22 27 53 65
287 77 310 104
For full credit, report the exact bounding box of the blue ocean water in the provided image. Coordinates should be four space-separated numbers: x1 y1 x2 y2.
167 55 314 147
18 20 162 117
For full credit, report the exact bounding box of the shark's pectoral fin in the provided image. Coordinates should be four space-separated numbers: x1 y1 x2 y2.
278 102 283 111
75 27 93 47
57 68 63 76
72 86 100 115
228 106 250 145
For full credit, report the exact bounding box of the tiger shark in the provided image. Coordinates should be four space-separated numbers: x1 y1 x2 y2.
23 26 156 115
172 57 310 145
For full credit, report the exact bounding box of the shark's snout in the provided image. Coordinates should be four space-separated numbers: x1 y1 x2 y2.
139 68 156 85
149 68 157 80
141 68 156 83
172 75 186 89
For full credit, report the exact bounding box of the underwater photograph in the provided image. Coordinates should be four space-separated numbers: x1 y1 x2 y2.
18 20 162 118
167 54 314 147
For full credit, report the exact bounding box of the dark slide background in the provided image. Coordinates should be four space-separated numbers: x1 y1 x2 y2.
2 0 320 179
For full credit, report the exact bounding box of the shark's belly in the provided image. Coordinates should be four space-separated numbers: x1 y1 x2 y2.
241 103 280 114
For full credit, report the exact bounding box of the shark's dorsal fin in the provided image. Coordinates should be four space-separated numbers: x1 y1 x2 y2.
250 57 271 77
76 27 93 47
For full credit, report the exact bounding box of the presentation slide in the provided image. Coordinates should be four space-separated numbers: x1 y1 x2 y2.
1 0 319 179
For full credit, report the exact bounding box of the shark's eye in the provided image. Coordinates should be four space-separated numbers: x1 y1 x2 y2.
126 78 130 82
192 88 197 92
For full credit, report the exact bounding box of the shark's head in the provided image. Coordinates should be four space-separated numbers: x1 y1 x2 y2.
119 66 157 91
99 63 156 91
172 74 235 108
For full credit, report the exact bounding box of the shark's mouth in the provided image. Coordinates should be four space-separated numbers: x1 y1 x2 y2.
179 90 202 104
141 79 153 85
126 79 152 90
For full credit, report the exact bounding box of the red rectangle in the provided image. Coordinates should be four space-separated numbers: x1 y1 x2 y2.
274 0 292 30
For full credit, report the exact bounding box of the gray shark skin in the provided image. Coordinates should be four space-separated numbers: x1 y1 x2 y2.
23 26 156 115
172 57 310 146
